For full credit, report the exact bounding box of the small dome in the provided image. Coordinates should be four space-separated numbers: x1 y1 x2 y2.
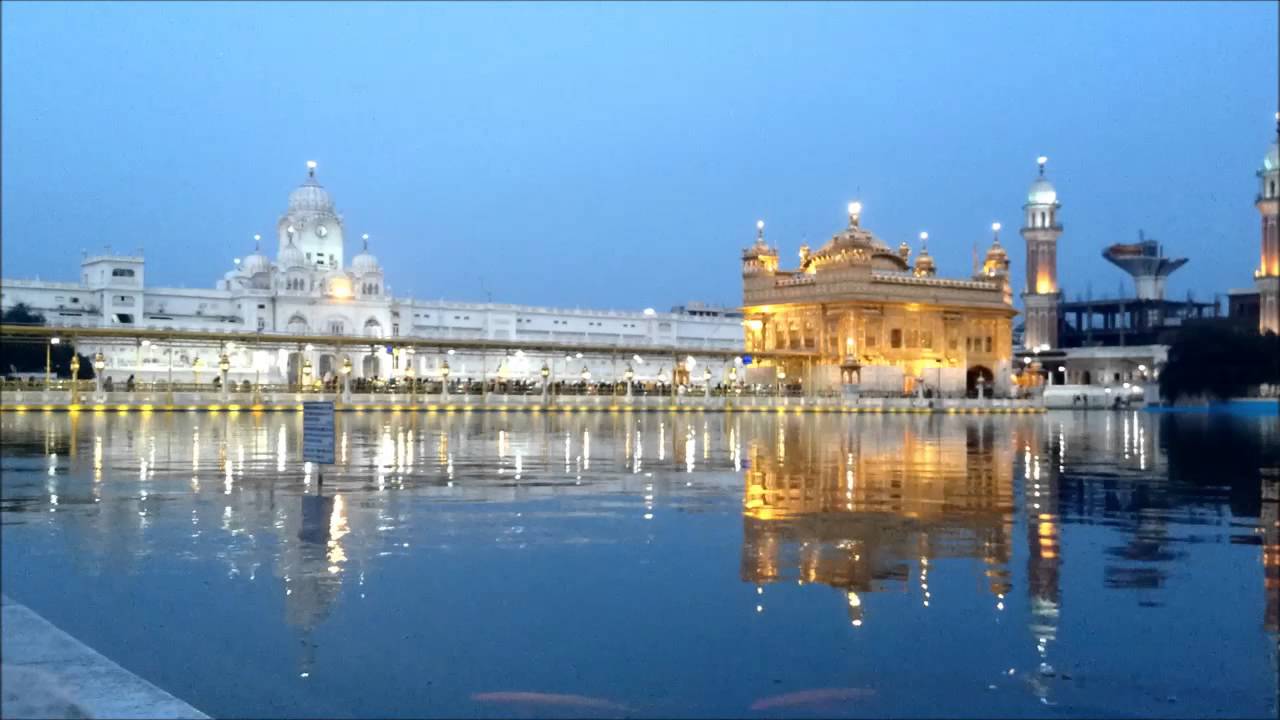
241 237 271 275
913 248 936 276
242 251 271 276
1264 141 1279 172
1027 177 1057 205
279 238 306 269
986 239 1009 262
350 235 380 274
897 240 911 259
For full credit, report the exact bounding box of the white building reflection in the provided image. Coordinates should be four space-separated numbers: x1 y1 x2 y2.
5 406 1276 690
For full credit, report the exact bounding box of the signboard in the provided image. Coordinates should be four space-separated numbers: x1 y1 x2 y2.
741 354 753 365
302 401 335 465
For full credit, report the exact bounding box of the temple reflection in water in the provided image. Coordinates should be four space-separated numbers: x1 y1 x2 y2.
740 415 1033 643
3 407 1277 688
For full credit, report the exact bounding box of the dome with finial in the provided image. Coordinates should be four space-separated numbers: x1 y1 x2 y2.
1027 156 1058 205
913 246 936 277
241 234 272 275
983 222 1010 276
742 219 777 260
288 161 334 213
350 234 381 274
807 201 906 272
897 240 911 261
278 235 306 269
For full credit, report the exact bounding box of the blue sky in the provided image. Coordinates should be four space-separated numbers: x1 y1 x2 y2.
2 1 1276 311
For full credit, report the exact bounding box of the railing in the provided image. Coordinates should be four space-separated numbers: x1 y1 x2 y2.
0 377 1047 414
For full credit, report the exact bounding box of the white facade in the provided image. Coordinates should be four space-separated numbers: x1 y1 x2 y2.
1 163 743 383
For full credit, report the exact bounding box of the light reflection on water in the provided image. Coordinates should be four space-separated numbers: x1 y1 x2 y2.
1 410 1277 719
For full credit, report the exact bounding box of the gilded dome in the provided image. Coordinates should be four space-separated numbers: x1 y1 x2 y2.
913 248 936 276
808 205 905 272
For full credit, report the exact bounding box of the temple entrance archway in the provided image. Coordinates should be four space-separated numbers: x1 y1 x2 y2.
965 365 994 398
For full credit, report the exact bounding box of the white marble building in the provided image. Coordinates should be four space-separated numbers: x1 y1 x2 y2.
1 162 744 385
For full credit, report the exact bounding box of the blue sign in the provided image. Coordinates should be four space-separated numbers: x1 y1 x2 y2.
741 355 753 365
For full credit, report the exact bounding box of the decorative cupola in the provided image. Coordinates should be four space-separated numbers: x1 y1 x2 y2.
742 219 779 275
913 232 936 277
982 222 1010 278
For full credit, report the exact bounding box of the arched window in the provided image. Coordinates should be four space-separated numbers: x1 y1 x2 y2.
286 314 308 334
364 317 383 338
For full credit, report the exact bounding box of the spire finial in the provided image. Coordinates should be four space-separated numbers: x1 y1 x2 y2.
755 219 765 244
991 222 1001 245
847 201 862 227
361 233 370 250
253 233 261 251
1037 155 1048 176
918 231 928 251
306 160 317 179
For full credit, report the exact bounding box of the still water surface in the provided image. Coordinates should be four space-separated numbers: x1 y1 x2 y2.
1 410 1277 718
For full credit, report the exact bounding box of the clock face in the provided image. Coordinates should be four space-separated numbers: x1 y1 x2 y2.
316 225 328 238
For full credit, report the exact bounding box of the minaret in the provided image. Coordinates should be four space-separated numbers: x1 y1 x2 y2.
1021 156 1063 349
1256 113 1280 335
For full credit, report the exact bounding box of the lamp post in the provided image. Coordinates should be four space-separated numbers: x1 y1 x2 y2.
581 366 591 395
441 359 451 402
301 358 312 393
93 352 105 400
219 353 230 401
777 367 787 399
624 365 634 398
703 367 712 399
69 354 80 404
46 337 60 390
540 362 550 404
729 365 738 395
341 356 352 403
976 375 986 401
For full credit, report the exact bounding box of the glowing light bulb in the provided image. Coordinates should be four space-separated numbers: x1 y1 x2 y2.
919 231 928 241
756 219 764 230
992 222 1001 232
